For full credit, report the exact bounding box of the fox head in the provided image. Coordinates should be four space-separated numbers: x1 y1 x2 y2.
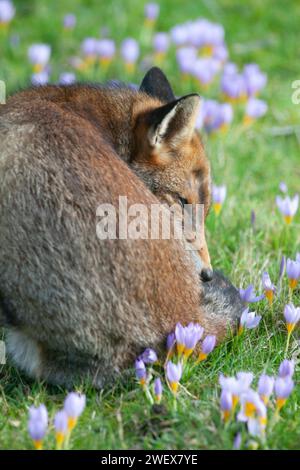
131 67 212 281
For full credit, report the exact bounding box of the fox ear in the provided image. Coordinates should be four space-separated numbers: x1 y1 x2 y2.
140 67 175 103
146 94 201 147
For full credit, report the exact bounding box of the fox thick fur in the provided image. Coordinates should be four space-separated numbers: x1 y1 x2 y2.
0 68 241 387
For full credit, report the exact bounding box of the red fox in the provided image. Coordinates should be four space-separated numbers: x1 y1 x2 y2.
0 68 241 387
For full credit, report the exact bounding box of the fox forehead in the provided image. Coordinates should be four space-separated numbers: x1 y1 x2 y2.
153 132 208 176
178 132 207 171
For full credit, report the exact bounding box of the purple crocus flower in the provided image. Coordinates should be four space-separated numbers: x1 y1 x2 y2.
276 194 299 224
183 323 204 352
28 44 51 71
258 374 274 404
54 410 68 434
192 58 220 86
175 322 203 358
219 375 239 394
212 185 227 204
262 272 276 293
217 103 234 128
167 332 175 351
144 3 159 21
286 258 300 289
154 377 163 403
237 389 266 422
189 19 224 49
212 43 228 63
121 38 140 64
203 100 233 133
233 432 242 450
96 39 115 61
237 390 267 437
29 405 48 427
135 358 147 385
223 62 238 75
202 335 216 354
186 20 203 48
139 348 158 364
174 323 186 352
221 72 247 101
239 307 261 333
28 419 47 449
262 271 276 305
219 372 253 414
63 13 76 30
243 64 267 97
153 32 169 54
170 24 189 46
275 377 294 399
205 22 224 47
54 410 68 448
166 361 182 394
236 372 254 388
176 46 197 74
279 182 288 193
220 372 253 398
278 359 295 378
0 0 15 24
275 377 294 410
212 184 227 215
81 37 98 58
64 392 86 430
239 284 264 304
220 389 233 421
59 72 76 85
283 303 300 334
31 71 49 86
245 98 268 121
28 404 48 449
219 374 247 409
198 335 216 362
243 63 260 75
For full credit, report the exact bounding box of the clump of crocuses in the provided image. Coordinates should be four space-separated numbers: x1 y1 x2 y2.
135 322 216 409
28 392 86 450
219 360 295 448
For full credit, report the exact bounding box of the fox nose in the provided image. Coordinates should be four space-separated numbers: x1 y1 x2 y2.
201 267 213 282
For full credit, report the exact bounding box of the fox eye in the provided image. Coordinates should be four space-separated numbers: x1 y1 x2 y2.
178 196 188 208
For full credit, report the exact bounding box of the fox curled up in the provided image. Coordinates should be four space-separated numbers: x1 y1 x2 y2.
0 67 242 387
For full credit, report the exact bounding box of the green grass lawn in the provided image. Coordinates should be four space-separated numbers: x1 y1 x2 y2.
0 0 300 450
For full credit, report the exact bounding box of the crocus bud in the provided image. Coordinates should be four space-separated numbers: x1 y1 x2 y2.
64 392 86 431
153 377 163 403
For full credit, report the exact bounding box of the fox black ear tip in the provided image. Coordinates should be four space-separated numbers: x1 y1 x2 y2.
143 66 166 78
